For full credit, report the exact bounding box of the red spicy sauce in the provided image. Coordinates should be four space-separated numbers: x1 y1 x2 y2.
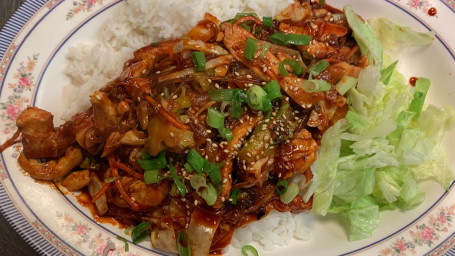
76 190 127 228
409 76 418 86
428 7 437 16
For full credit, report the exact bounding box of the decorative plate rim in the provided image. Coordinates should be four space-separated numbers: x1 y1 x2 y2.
1 0 455 255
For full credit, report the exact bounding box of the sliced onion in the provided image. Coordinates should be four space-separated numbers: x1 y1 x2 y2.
187 207 221 256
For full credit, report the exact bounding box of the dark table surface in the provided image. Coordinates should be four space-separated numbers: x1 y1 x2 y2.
1 2 40 256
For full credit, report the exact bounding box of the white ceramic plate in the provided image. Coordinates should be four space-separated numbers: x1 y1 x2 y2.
1 0 455 255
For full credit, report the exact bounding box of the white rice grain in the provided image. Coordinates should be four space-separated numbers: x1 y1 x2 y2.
62 0 292 118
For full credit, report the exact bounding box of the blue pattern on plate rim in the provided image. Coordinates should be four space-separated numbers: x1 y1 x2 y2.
1 0 455 255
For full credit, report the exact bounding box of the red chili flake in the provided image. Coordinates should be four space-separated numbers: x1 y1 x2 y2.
409 76 418 86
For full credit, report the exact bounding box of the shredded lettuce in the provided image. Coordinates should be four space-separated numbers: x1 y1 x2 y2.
311 6 454 241
369 17 435 55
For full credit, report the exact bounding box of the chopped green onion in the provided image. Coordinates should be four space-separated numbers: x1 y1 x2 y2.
218 127 233 142
258 43 271 60
263 16 273 27
230 89 247 118
190 174 207 191
335 76 357 95
241 245 259 256
201 183 217 205
308 59 329 78
141 151 152 160
144 169 162 184
275 180 288 195
231 188 240 205
301 79 331 93
209 89 247 118
186 149 205 174
220 101 230 113
279 182 299 204
169 163 187 197
279 59 303 76
269 32 312 46
240 23 253 33
207 108 225 129
261 95 272 112
263 80 282 100
184 162 194 173
131 222 151 244
232 13 259 23
380 60 398 85
191 51 206 72
177 230 191 256
244 37 258 61
116 236 129 252
319 0 326 7
247 85 268 111
234 88 248 102
163 88 170 98
104 176 120 183
203 160 222 190
409 77 430 121
137 151 167 171
209 89 234 101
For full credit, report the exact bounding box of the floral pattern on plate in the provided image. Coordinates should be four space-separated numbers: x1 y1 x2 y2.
380 204 455 256
54 211 142 256
67 0 104 20
0 54 38 136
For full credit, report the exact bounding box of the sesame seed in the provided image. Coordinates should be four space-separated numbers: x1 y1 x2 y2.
246 75 252 79
212 143 218 148
221 197 226 202
278 173 282 178
206 129 212 133
207 79 212 83
170 132 175 138
235 72 240 76
181 198 186 202
194 200 199 206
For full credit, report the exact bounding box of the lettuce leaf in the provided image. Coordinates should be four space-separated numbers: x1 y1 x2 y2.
369 17 435 54
310 5 454 241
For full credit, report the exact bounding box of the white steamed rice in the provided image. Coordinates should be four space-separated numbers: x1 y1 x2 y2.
62 0 293 119
62 0 313 251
